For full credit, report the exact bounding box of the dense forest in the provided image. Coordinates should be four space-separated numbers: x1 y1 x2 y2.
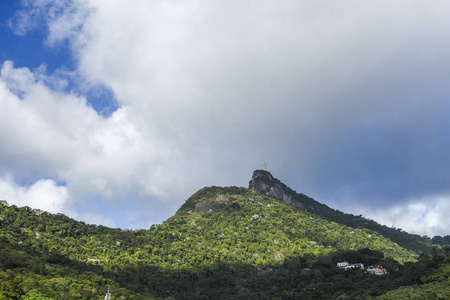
1 184 449 299
249 170 441 255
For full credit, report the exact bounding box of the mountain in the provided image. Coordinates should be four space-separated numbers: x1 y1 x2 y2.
249 170 437 255
248 170 336 216
0 171 449 299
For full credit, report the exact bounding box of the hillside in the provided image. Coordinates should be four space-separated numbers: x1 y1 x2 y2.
176 185 415 264
249 170 439 254
0 172 449 299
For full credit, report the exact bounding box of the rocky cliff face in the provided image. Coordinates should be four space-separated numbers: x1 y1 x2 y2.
249 170 336 216
248 170 297 206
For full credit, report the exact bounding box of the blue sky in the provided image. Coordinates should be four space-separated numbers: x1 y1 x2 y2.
0 1 118 115
1 0 450 237
0 1 73 73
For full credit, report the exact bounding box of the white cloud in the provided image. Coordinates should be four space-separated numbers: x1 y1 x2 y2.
0 176 68 213
3 1 450 235
0 60 197 227
360 196 450 237
8 0 90 48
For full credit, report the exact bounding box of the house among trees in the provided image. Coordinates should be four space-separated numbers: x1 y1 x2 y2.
337 262 388 275
336 262 364 270
367 266 388 275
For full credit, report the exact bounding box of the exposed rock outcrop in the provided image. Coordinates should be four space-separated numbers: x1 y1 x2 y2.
194 194 229 213
176 186 248 214
249 170 296 206
249 170 336 216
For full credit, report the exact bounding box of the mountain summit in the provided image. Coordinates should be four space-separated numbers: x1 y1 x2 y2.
249 169 435 254
0 170 448 299
249 169 335 216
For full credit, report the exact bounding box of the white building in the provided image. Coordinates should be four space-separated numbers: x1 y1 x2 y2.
337 262 364 270
367 266 388 275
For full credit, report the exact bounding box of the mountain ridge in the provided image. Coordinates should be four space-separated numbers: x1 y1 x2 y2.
179 169 440 254
0 170 449 299
249 169 337 216
248 169 438 255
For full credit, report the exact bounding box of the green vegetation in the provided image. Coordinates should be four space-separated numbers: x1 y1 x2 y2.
250 170 441 255
377 257 450 299
0 186 449 299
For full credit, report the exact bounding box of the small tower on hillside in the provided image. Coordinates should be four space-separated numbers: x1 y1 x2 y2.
263 162 268 171
104 285 111 300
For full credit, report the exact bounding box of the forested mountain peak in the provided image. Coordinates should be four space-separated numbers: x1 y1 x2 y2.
249 170 442 255
176 186 248 214
0 170 450 300
1 171 449 298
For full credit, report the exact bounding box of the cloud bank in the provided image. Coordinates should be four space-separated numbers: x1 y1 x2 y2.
1 0 450 236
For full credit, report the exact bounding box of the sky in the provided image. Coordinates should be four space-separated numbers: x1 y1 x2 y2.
1 0 450 237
